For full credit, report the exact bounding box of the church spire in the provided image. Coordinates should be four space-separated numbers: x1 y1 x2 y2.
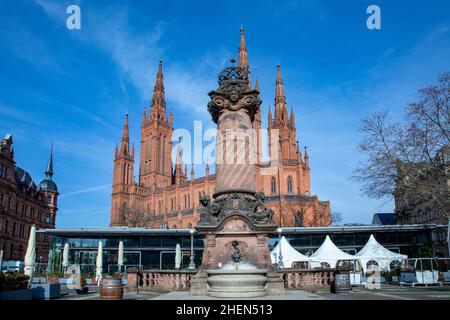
45 144 54 179
274 64 287 121
191 164 195 180
238 26 250 87
142 106 147 125
176 137 182 167
304 146 309 167
205 159 210 178
149 59 167 121
254 77 260 92
238 25 249 70
119 113 130 157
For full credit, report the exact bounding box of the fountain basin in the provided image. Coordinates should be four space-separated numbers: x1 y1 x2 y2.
207 269 268 298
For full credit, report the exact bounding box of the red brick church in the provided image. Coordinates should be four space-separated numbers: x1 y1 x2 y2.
110 28 331 228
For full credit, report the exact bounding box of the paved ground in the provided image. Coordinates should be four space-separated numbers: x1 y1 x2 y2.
59 284 450 300
322 284 450 300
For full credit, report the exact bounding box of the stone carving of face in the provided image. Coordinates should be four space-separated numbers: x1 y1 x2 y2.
229 90 240 103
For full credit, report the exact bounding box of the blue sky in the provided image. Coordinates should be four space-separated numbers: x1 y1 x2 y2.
0 0 449 228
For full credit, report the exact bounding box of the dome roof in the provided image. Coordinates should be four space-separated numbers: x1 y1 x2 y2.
39 178 58 192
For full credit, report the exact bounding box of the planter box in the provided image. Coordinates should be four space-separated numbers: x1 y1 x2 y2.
0 289 33 301
32 277 47 284
32 284 61 300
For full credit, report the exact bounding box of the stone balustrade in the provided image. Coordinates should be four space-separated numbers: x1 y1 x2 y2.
126 269 336 294
127 270 196 292
279 269 336 292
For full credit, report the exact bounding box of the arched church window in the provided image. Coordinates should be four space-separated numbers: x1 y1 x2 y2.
287 176 293 193
294 211 303 227
162 136 166 175
270 177 276 194
121 203 127 221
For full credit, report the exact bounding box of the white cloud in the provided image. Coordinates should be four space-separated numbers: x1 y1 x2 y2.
60 184 111 198
34 0 231 117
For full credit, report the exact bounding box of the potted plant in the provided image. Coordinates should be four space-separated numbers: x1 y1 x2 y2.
31 272 62 300
75 274 89 295
391 269 400 284
0 272 32 300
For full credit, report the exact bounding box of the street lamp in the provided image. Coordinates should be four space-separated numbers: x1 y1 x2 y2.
277 227 284 268
188 228 196 270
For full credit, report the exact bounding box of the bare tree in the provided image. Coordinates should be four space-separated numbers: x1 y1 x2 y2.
331 212 343 225
120 207 147 228
353 72 450 221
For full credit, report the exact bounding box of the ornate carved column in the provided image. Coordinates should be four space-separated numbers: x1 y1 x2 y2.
207 61 260 194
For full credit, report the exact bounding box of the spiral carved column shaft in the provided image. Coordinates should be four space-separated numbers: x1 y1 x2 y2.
215 109 256 194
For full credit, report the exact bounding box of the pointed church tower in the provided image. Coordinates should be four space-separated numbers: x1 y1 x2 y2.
39 145 59 226
269 64 297 161
139 59 173 188
238 25 250 88
174 138 187 185
111 114 135 226
205 160 210 178
274 64 287 122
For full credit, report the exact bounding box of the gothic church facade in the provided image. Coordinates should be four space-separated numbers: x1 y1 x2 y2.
110 28 331 228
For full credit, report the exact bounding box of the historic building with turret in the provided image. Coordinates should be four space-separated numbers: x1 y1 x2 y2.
110 28 331 228
0 134 58 263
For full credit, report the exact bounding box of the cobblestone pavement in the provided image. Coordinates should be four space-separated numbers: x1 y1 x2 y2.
59 284 450 300
321 284 450 300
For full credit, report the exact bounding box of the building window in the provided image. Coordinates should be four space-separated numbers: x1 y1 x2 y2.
0 164 7 178
38 210 42 222
294 212 303 227
270 177 276 194
19 224 25 238
366 260 379 272
12 222 16 236
0 194 3 207
46 214 51 224
287 176 293 193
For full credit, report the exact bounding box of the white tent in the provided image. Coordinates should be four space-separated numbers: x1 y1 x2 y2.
355 235 407 272
310 235 356 268
271 236 320 268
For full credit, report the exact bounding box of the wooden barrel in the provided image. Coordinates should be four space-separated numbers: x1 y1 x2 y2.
100 278 124 300
333 274 351 294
